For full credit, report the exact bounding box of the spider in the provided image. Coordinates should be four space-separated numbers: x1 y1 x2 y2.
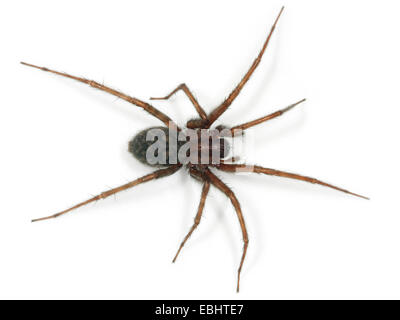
22 6 367 292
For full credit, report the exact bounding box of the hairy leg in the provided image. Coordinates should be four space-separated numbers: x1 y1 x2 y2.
204 168 249 292
207 6 285 126
221 156 241 164
214 163 369 200
230 98 306 134
32 165 181 222
150 83 208 121
173 181 210 262
20 62 178 129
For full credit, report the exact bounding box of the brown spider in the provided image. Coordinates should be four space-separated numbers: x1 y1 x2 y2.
22 7 367 292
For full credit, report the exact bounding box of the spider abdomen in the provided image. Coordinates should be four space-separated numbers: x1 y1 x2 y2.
129 127 176 167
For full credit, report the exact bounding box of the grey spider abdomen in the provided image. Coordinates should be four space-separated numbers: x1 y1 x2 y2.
128 126 182 167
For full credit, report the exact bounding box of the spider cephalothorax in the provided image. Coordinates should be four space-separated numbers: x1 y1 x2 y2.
22 6 367 292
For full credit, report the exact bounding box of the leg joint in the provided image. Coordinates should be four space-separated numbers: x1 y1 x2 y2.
88 80 99 88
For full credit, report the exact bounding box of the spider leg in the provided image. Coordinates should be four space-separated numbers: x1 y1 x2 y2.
204 168 249 293
230 98 306 134
150 83 208 121
214 164 369 200
221 156 241 164
20 62 178 130
207 6 284 126
173 181 210 262
32 165 181 222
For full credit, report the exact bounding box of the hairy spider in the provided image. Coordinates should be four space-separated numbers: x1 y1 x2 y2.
22 7 367 292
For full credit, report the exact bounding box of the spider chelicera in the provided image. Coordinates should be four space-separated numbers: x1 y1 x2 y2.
22 6 368 292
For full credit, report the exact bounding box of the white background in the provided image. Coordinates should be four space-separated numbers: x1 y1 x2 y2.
1 0 399 299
